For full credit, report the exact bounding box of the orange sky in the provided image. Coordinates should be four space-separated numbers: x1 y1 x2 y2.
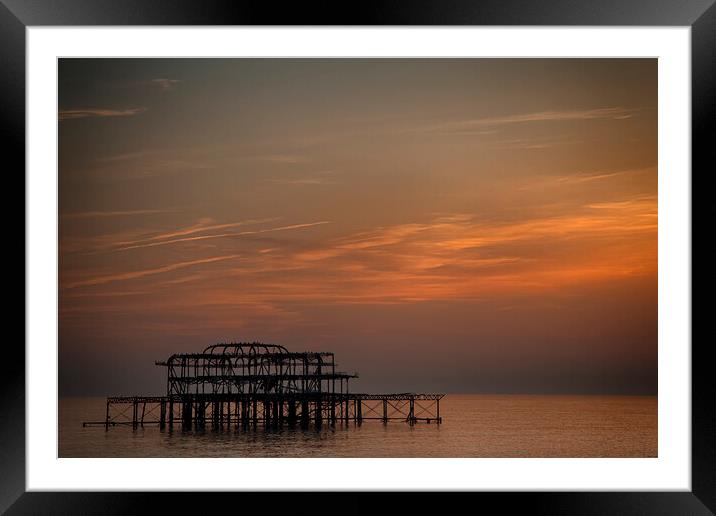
59 59 657 395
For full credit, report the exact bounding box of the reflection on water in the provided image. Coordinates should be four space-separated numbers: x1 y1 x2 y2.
59 395 656 458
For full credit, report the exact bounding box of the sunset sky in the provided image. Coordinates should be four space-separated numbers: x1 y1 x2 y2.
59 59 657 396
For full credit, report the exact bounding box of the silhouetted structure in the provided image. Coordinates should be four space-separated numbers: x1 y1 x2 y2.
83 342 444 430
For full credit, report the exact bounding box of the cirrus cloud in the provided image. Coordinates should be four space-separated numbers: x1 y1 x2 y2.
59 107 147 122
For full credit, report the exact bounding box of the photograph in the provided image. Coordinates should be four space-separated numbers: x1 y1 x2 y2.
58 57 658 459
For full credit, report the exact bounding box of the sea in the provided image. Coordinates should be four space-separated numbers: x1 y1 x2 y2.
59 394 657 458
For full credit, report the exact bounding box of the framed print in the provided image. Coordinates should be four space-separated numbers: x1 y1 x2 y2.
6 0 712 513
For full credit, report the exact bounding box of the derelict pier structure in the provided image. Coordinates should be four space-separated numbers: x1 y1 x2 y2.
84 342 444 430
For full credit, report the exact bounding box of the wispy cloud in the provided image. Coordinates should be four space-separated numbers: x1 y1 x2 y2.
63 255 240 289
558 171 626 184
113 218 279 248
109 78 182 92
151 78 181 91
253 154 308 164
59 107 147 122
415 107 635 134
556 167 652 184
115 220 332 252
271 178 337 185
268 171 339 186
280 198 657 303
489 136 582 150
90 148 312 181
62 218 279 254
61 209 174 220
510 166 656 193
59 198 657 327
61 290 152 299
471 107 634 125
586 196 658 211
96 150 155 163
95 154 210 180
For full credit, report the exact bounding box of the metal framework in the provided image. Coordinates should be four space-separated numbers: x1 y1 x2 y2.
84 342 444 430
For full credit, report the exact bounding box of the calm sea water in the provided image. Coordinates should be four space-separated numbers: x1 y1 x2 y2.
59 395 657 458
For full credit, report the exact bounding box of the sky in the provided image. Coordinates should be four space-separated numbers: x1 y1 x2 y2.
58 59 657 396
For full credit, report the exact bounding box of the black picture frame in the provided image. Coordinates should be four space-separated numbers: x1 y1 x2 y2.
5 1 711 513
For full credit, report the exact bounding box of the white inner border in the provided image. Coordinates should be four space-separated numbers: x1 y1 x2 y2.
27 27 691 491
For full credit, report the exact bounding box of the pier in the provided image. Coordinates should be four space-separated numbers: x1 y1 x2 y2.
83 342 444 430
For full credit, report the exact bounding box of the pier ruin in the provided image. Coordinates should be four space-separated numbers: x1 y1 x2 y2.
83 342 444 430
